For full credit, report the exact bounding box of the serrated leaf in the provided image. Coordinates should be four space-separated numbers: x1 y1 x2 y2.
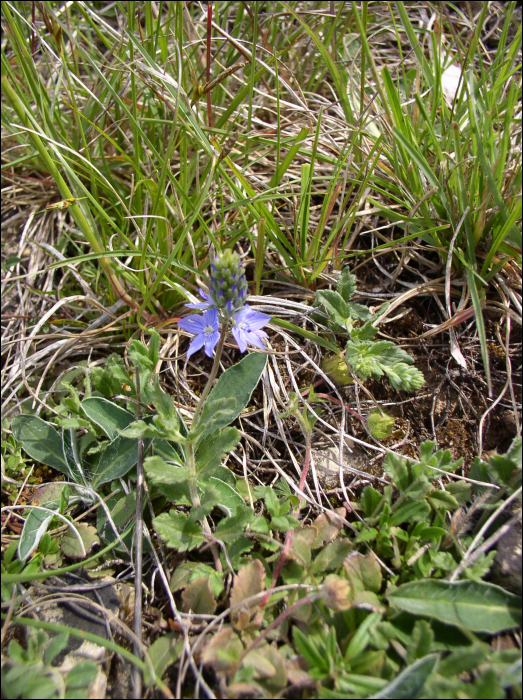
230 560 266 630
427 490 460 511
345 339 424 392
153 510 204 551
188 485 222 522
182 576 217 614
195 427 240 477
387 580 522 633
337 268 357 302
389 500 431 527
11 415 68 474
80 398 135 440
351 320 379 341
202 471 244 516
144 455 190 484
317 289 351 327
215 504 254 537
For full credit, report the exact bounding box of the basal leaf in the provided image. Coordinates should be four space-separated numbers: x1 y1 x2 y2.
91 434 152 488
387 580 522 633
80 398 135 440
18 499 61 562
182 576 217 615
11 415 68 474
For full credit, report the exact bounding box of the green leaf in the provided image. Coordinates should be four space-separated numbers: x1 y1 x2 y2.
64 661 98 690
190 397 237 443
215 504 254 538
345 339 424 391
61 428 87 485
389 500 431 527
61 523 99 559
370 653 439 699
316 289 351 327
144 455 191 484
11 415 68 474
194 353 267 443
360 486 384 517
91 433 152 488
201 467 244 516
337 267 357 302
143 634 182 687
44 632 69 665
387 580 522 633
310 538 352 574
188 486 222 522
195 427 240 477
18 499 61 562
344 551 382 594
170 562 225 598
293 627 328 673
153 510 204 551
80 398 135 440
182 576 217 614
426 490 459 511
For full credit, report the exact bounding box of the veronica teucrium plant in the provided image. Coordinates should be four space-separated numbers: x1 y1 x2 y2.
179 250 269 359
120 251 271 566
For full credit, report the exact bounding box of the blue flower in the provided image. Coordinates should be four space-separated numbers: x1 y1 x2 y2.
185 288 214 311
178 308 220 358
231 305 270 353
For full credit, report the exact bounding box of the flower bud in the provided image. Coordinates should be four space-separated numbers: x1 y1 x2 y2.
322 354 353 386
209 250 248 317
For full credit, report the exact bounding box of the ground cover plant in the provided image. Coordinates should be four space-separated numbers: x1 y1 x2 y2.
1 1 522 698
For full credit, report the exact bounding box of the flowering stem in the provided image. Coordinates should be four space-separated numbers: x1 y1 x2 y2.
185 322 229 574
192 321 228 426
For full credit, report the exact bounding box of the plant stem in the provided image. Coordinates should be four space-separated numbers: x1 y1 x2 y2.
192 322 228 426
185 323 229 573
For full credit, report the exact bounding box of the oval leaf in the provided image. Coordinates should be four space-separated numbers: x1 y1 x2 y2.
81 397 135 440
11 415 68 474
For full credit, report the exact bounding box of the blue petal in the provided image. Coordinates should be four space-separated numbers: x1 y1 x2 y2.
186 333 206 358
